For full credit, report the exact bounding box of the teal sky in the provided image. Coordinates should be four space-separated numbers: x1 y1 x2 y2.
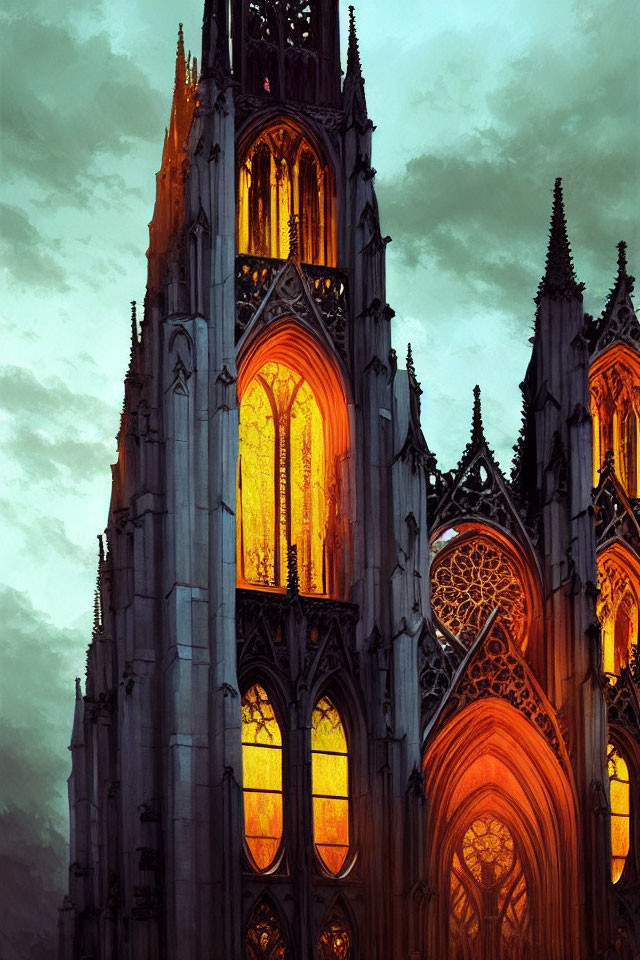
0 0 638 954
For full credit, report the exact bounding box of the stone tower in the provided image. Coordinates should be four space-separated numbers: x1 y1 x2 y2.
59 4 640 959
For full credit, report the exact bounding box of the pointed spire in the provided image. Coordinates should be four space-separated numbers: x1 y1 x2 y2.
471 385 484 445
343 4 368 121
537 178 584 301
601 240 636 322
126 300 138 377
75 677 82 701
175 23 185 85
347 6 362 82
71 677 84 748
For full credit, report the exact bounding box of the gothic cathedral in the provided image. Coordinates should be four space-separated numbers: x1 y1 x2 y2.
59 3 640 958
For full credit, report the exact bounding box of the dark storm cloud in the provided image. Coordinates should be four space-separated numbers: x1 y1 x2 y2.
378 0 639 319
0 366 117 483
0 16 164 204
0 586 84 960
0 203 69 291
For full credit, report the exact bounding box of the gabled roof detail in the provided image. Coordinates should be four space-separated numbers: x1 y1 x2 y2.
594 453 640 550
431 386 535 546
591 241 639 357
423 616 569 768
536 178 585 303
343 5 368 125
235 256 349 362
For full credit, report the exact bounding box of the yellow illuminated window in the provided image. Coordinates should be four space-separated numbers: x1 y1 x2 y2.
590 345 640 496
238 119 336 266
311 697 349 875
608 743 630 884
237 360 327 595
597 548 640 679
241 685 283 872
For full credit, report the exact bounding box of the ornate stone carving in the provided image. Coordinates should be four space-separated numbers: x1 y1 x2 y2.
594 457 640 549
605 670 640 743
444 623 567 765
235 255 348 362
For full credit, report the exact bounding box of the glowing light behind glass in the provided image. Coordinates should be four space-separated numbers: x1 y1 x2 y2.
241 685 283 872
311 697 349 875
608 743 630 884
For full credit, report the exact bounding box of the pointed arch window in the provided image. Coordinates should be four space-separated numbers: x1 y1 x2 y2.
317 909 353 959
311 697 350 875
449 815 531 959
238 119 336 266
590 345 640 496
245 900 287 959
237 360 328 595
597 546 640 679
608 743 630 884
241 685 284 872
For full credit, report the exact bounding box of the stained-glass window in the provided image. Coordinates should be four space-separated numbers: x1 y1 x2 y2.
237 360 327 595
311 697 349 875
317 911 352 959
608 743 630 884
597 548 639 679
241 685 283 872
449 814 531 959
431 533 527 647
245 900 287 959
590 345 640 495
237 120 335 266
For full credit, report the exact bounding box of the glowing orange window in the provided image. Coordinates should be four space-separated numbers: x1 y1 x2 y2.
597 546 640 678
608 743 630 884
590 344 640 494
237 360 328 595
241 684 283 871
311 697 349 875
237 119 336 266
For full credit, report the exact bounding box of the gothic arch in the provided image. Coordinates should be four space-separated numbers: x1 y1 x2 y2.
245 893 291 959
237 115 337 266
590 343 640 494
597 541 640 678
430 521 543 658
309 690 354 877
423 698 580 960
316 894 358 959
609 726 640 886
236 319 352 599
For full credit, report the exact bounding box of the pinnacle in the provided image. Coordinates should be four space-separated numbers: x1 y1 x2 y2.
538 178 584 301
347 5 362 80
471 384 484 444
600 239 636 324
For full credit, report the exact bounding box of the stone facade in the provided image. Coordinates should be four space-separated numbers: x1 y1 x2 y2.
59 4 640 959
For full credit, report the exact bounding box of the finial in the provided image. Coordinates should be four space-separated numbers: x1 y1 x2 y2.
471 384 484 444
98 533 105 566
127 301 138 376
75 677 82 700
287 544 299 598
287 214 300 260
618 240 628 277
538 178 584 301
347 5 362 78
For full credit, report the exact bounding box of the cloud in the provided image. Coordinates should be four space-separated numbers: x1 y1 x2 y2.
0 586 85 960
0 203 69 291
0 365 117 484
0 16 165 205
377 0 639 324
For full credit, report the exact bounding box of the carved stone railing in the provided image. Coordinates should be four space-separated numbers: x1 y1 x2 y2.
236 588 359 682
235 254 349 362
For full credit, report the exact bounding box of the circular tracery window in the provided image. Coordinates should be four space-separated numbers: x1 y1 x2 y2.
431 532 528 648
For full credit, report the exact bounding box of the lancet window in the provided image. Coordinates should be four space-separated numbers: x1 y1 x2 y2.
245 900 287 959
311 697 350 875
241 684 284 872
590 345 640 495
238 119 336 265
597 547 640 679
608 743 630 884
237 360 328 595
449 815 531 959
317 909 353 959
430 528 529 649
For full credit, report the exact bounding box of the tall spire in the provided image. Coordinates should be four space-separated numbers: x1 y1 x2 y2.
343 4 368 121
347 5 363 82
601 240 636 322
471 384 484 445
537 178 584 301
